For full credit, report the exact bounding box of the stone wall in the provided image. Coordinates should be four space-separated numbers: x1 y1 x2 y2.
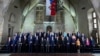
1 0 22 44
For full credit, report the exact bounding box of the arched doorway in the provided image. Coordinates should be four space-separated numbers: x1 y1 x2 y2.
8 25 14 37
46 25 52 32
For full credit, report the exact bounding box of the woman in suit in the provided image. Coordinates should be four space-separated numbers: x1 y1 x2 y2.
76 38 81 53
85 38 90 52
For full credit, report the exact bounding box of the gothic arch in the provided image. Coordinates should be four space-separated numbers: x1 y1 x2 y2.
87 8 99 43
9 13 16 23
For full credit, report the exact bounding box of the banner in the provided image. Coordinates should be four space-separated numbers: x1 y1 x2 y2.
46 0 57 16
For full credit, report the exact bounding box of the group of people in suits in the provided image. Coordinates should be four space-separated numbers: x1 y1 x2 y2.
6 30 96 53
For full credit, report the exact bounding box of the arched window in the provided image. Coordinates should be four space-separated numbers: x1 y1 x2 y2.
87 8 99 44
91 11 99 43
92 11 99 43
92 11 98 29
9 13 16 23
35 6 44 23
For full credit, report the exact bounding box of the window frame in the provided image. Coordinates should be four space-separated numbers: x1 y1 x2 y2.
92 11 98 29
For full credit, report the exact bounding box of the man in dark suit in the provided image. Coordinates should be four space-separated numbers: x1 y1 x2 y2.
67 37 71 52
64 36 70 53
22 33 27 52
11 34 17 53
90 36 96 52
58 30 62 37
17 34 23 53
6 37 12 53
50 37 55 52
34 32 39 52
76 32 82 39
61 36 65 52
58 38 63 52
28 33 33 52
32 34 36 52
46 37 50 52
38 30 42 52
80 33 86 52
54 31 59 52
41 37 44 52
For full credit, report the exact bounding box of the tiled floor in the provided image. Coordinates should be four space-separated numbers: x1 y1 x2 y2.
0 54 10 56
0 53 100 56
93 54 100 56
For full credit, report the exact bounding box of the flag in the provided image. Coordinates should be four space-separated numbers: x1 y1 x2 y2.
46 0 57 16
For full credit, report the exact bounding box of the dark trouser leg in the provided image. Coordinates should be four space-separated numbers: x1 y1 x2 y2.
34 45 36 52
44 46 46 52
29 44 32 53
11 46 13 52
7 46 11 53
22 44 27 52
51 46 54 53
37 44 40 52
86 46 90 53
13 45 16 53
61 45 63 52
56 45 59 52
55 45 57 52
36 45 38 52
77 46 80 53
58 45 60 52
66 45 70 53
70 45 72 53
60 45 62 52
46 46 47 52
90 46 94 52
18 44 21 53
82 45 85 53
26 44 28 52
22 44 24 52
46 46 49 53
41 46 44 52
72 44 76 53
33 45 35 52
64 45 66 52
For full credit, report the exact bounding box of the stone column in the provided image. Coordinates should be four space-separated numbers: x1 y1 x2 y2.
0 0 13 44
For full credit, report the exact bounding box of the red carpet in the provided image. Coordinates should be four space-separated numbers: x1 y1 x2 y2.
10 53 93 56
